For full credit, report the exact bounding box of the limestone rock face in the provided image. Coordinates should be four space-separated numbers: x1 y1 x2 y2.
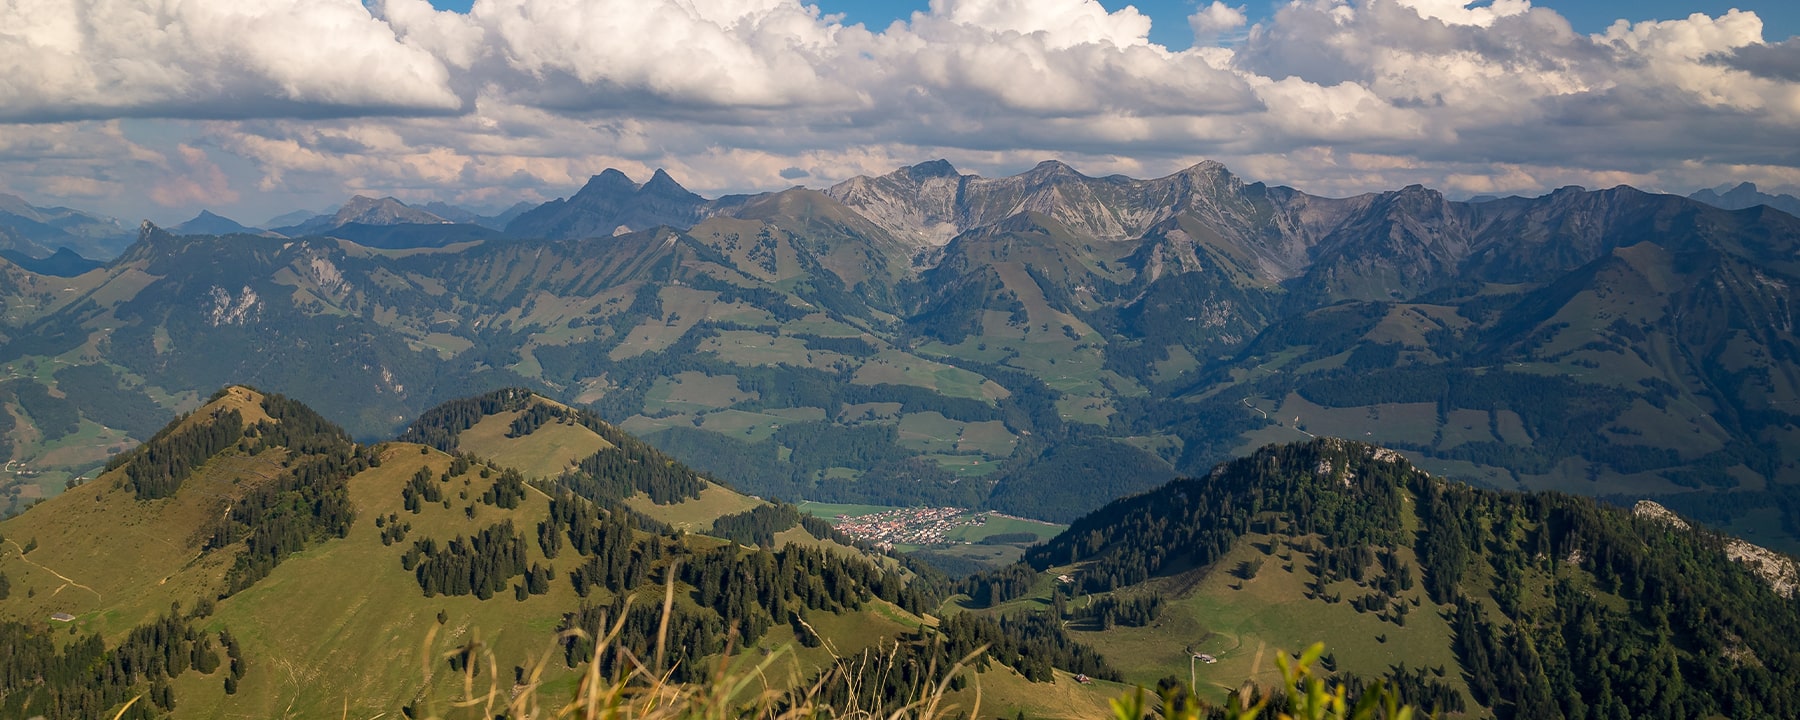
1636 500 1797 598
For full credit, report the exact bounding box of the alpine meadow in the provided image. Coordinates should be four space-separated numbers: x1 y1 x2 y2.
3 0 1800 718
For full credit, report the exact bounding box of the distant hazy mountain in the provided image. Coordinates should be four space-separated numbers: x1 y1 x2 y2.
0 246 101 276
262 208 323 229
421 200 536 230
504 168 711 239
273 195 449 236
251 196 514 249
1690 181 1800 216
171 209 260 236
0 192 133 259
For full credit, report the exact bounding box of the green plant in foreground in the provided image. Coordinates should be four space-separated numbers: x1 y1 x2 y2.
105 575 1409 720
408 628 1415 720
99 625 1412 720
1113 643 1415 720
401 575 986 720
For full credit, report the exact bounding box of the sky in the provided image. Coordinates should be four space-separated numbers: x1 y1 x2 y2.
2 0 1799 226
433 1 1800 50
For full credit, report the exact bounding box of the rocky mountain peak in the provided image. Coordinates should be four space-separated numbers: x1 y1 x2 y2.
575 169 640 198
906 159 960 181
1022 159 1083 182
505 167 711 239
640 168 700 200
1387 183 1449 208
1175 159 1231 178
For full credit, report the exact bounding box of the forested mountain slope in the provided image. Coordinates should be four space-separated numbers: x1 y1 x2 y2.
956 438 1800 719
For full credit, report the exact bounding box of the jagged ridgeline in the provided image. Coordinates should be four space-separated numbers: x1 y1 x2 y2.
957 439 1800 719
0 387 1126 719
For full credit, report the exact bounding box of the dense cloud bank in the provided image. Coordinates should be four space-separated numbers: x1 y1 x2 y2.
1 0 1796 217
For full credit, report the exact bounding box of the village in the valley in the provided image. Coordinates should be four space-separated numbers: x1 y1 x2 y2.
826 506 1019 548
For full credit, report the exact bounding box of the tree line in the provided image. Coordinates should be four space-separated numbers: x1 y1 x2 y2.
207 392 378 596
0 611 224 719
112 405 245 500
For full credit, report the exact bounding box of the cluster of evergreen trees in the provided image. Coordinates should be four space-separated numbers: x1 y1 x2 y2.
1338 663 1465 716
113 406 245 500
556 595 724 683
708 503 802 548
957 563 1038 606
0 378 81 445
533 465 950 684
408 387 717 503
208 393 377 596
559 410 710 503
780 605 1124 716
504 401 566 438
551 440 705 505
0 612 223 719
394 387 537 451
49 364 168 440
1016 440 1409 595
551 533 934 682
931 612 1118 683
376 513 412 546
1062 592 1162 630
481 467 526 508
407 520 531 600
401 466 444 513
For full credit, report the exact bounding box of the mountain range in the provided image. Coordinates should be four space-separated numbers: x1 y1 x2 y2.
0 160 1797 555
1690 181 1800 217
0 193 134 262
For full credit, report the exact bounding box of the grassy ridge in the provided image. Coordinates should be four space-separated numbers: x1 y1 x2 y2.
0 389 1010 717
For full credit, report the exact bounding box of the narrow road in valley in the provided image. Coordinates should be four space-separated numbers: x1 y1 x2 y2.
1241 397 1267 419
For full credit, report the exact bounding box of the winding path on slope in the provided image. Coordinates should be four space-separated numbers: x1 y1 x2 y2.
4 538 102 601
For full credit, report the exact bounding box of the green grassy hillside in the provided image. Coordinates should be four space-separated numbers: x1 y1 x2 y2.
953 438 1800 719
0 387 1145 719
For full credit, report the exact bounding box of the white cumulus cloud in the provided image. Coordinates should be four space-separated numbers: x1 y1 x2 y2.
0 0 1798 221
1190 2 1248 39
0 0 462 122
